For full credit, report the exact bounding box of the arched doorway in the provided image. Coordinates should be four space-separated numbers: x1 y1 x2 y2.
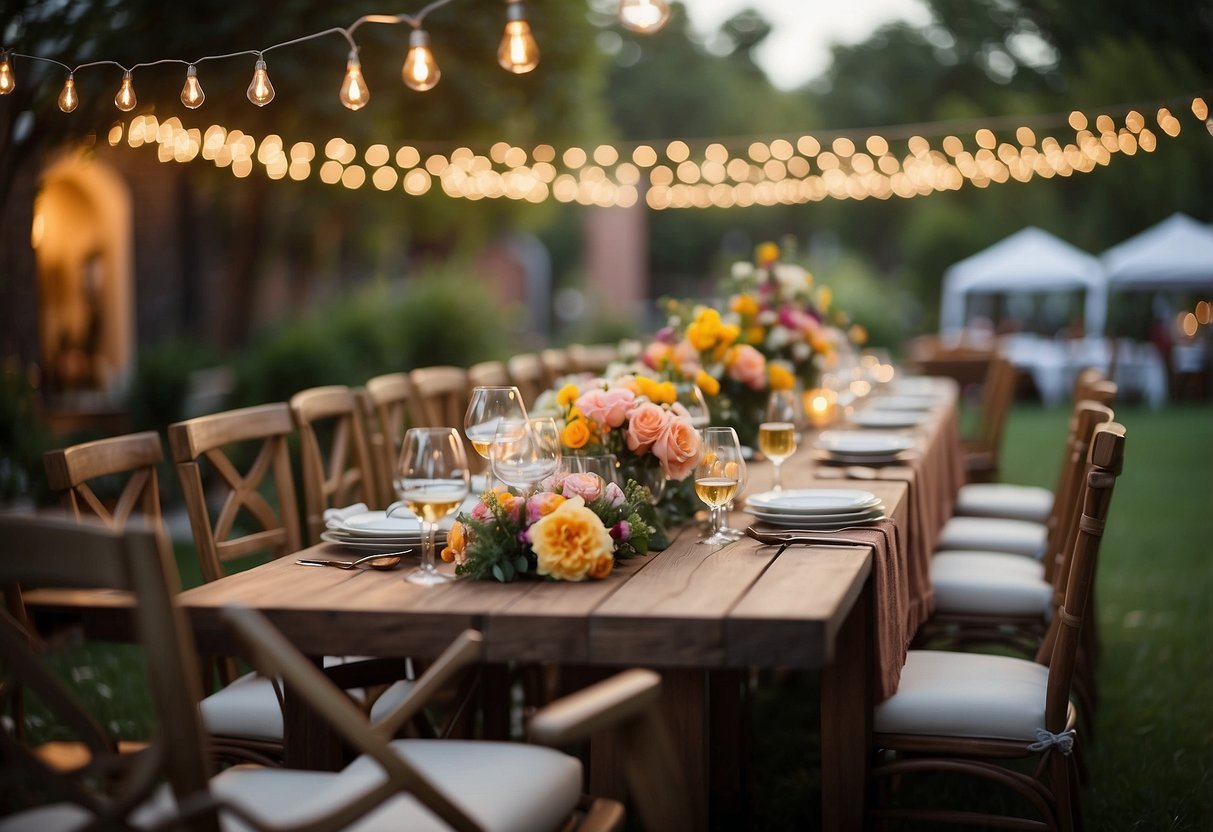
32 153 134 401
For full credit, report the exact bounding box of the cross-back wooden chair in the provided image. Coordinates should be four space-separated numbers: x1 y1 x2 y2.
507 353 549 411
0 516 671 832
567 343 618 376
363 372 415 509
540 348 571 388
290 385 381 543
870 421 1126 831
408 366 477 467
962 354 1018 483
43 431 164 530
467 360 511 389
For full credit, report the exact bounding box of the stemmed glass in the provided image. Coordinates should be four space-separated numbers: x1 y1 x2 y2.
694 427 746 545
674 381 711 430
465 386 529 463
491 417 562 493
565 453 621 489
395 427 470 586
758 388 802 492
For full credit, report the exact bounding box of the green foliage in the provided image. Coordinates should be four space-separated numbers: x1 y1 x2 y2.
126 340 220 432
814 254 909 351
0 364 54 504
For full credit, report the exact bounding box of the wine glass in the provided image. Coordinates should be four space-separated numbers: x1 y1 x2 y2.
465 386 528 462
694 427 745 545
491 417 562 493
674 381 711 430
759 388 802 492
395 427 470 586
565 453 621 489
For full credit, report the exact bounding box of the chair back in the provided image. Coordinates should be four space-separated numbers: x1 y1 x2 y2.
43 431 164 530
1040 422 1126 734
168 403 302 584
964 355 1018 482
407 366 470 430
540 349 570 388
567 343 618 375
363 373 414 503
507 353 549 410
467 360 511 388
290 386 381 542
0 515 215 827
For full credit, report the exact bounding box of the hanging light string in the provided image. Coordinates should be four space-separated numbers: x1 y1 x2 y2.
103 90 1210 209
0 0 552 112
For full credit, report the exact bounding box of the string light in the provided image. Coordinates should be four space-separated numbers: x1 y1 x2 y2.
114 70 136 111
0 51 13 94
339 51 369 110
57 73 78 112
247 57 275 106
498 1 539 74
618 0 671 34
180 65 204 109
402 28 440 90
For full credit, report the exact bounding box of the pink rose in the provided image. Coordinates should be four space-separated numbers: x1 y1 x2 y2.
471 500 494 522
625 402 670 454
653 418 701 480
576 387 636 429
527 491 567 524
603 481 626 508
560 472 603 503
727 344 767 390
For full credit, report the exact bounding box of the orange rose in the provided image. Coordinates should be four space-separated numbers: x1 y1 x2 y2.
653 418 701 480
588 554 614 579
562 418 590 449
441 521 467 565
625 402 671 453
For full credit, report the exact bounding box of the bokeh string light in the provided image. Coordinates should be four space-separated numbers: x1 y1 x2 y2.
0 0 570 113
103 91 1209 209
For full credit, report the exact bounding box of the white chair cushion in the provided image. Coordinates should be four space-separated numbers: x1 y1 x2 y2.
931 552 1051 617
0 804 92 832
874 650 1049 742
127 740 581 832
202 671 413 742
955 483 1053 522
936 516 1047 558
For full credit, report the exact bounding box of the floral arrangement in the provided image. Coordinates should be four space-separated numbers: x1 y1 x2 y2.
641 240 865 442
534 374 703 484
441 473 658 582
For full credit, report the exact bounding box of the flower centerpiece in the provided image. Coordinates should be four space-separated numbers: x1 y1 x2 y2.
441 473 656 582
642 240 864 444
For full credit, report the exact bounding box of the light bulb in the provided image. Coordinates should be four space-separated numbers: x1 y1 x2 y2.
0 53 13 95
247 58 274 106
181 65 204 109
339 52 369 110
402 28 440 91
498 2 539 74
58 74 77 113
618 0 670 34
114 71 137 112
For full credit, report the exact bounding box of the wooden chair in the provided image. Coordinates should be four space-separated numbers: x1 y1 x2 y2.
870 421 1127 831
363 372 415 510
290 385 381 542
540 348 571 387
43 431 164 530
467 360 511 389
507 353 550 410
407 366 470 429
0 516 666 832
567 343 618 376
962 354 1018 483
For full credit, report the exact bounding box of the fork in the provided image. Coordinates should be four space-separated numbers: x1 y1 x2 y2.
745 526 869 549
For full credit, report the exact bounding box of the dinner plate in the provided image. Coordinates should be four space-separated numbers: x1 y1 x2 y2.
812 451 913 466
748 504 887 524
848 410 927 429
749 512 887 530
336 511 424 537
889 377 938 395
320 531 432 551
868 394 940 411
816 431 917 456
746 488 881 515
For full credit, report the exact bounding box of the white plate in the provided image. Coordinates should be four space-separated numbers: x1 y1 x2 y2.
749 504 886 524
750 512 887 530
814 452 912 465
868 395 940 411
320 531 429 551
890 377 938 395
848 410 927 429
337 511 423 537
746 488 881 515
816 431 917 456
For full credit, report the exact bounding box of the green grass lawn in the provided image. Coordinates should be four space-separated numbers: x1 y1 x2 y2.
15 401 1213 828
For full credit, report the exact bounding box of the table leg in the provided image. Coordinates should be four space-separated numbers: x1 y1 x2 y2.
283 655 343 770
709 669 748 829
821 577 873 832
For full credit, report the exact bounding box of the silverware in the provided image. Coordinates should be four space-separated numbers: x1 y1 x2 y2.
295 551 410 570
745 526 868 548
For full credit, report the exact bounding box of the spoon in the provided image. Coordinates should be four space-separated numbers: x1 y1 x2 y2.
295 551 409 570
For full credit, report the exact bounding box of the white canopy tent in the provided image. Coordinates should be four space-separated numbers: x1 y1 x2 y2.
939 226 1107 336
1101 212 1213 291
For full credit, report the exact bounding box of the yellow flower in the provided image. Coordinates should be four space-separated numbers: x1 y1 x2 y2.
530 496 615 582
745 325 766 345
816 286 832 311
441 521 467 564
848 324 868 346
768 363 796 391
811 336 834 356
756 241 780 265
695 306 722 328
653 381 677 405
695 370 720 397
730 294 759 317
562 419 590 449
719 323 740 346
556 383 581 407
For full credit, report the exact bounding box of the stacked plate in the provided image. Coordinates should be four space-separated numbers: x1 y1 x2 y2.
746 488 886 529
847 408 929 429
868 393 941 412
321 510 433 551
814 430 917 465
